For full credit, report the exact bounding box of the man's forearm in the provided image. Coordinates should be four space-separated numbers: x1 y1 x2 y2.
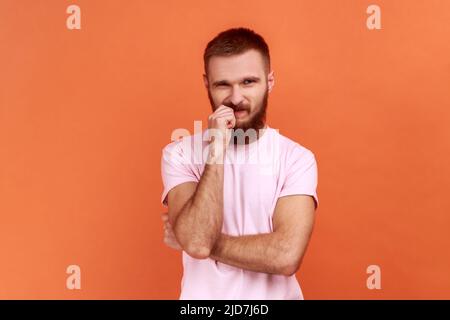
210 232 299 276
173 162 224 258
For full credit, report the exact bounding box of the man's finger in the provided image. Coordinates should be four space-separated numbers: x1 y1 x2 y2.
213 107 234 116
214 105 233 113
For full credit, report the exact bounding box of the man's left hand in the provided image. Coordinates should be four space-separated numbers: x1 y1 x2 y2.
161 212 182 251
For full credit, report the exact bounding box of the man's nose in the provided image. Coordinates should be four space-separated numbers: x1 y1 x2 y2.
227 86 245 107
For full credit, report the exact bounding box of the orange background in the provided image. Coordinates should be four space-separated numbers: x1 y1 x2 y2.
1 0 449 299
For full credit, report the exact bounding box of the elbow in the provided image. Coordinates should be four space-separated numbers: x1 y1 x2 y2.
278 255 302 277
173 224 212 259
280 263 300 277
184 243 211 260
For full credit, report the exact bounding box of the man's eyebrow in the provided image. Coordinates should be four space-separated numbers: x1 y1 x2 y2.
212 76 261 87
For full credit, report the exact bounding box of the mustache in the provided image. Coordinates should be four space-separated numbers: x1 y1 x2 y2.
223 103 249 112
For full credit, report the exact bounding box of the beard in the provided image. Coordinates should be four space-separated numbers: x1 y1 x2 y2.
207 88 268 134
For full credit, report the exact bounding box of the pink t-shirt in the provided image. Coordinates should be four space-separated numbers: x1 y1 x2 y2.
160 125 319 299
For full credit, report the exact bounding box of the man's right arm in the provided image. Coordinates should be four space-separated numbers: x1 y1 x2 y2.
166 105 236 259
167 162 224 259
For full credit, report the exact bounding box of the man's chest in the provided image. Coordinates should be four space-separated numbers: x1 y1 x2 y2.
220 163 283 235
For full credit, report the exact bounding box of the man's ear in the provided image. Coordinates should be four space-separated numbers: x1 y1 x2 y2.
203 74 209 89
267 70 275 93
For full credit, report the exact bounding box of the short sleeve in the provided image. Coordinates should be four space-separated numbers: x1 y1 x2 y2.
161 141 199 207
279 146 319 209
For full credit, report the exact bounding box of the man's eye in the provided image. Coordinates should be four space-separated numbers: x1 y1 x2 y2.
244 80 255 85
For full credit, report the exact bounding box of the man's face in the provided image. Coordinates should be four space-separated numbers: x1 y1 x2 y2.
204 49 274 132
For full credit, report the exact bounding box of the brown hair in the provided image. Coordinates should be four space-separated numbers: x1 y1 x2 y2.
203 27 271 76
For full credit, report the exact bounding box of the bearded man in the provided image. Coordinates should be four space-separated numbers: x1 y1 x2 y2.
160 27 319 300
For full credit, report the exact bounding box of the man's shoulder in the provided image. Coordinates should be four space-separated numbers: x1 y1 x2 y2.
162 130 208 153
161 130 208 166
273 128 316 160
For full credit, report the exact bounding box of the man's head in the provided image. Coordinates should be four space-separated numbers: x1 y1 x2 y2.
203 27 274 132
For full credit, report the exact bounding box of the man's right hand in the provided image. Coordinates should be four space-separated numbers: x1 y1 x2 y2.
207 105 236 161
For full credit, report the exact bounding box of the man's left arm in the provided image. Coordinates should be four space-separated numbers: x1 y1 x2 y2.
162 148 318 276
209 194 316 276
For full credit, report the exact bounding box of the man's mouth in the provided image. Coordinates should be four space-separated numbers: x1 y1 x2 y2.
234 109 248 118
